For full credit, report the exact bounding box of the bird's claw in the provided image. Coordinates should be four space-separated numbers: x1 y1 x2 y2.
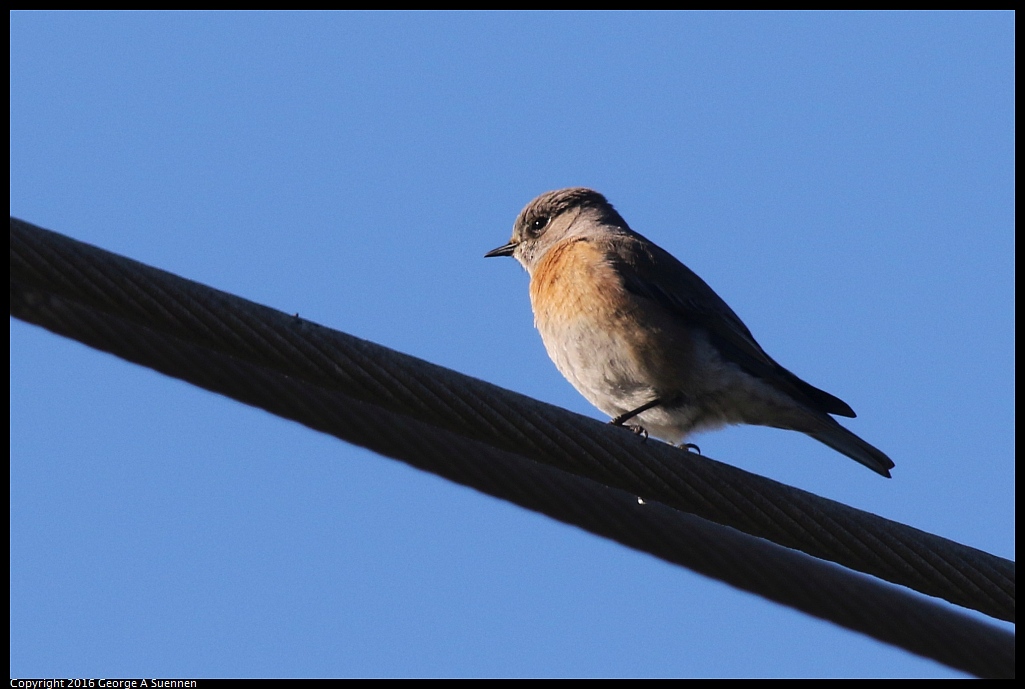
627 424 649 441
679 442 701 454
609 419 649 442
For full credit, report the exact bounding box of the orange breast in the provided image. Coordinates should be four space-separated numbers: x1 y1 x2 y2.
529 239 624 327
528 237 698 394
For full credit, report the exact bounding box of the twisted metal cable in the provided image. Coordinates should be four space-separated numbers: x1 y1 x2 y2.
10 218 1014 642
9 259 1015 678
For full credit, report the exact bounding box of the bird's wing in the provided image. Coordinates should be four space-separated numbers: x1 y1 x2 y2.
615 236 856 418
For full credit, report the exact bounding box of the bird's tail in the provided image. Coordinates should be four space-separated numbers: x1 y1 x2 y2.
806 421 895 478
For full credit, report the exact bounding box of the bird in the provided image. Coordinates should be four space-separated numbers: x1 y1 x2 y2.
485 187 894 478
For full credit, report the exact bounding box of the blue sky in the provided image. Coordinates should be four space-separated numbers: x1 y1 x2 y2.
10 12 1014 678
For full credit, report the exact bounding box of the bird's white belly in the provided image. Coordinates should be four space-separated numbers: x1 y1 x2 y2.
537 317 797 444
543 318 654 411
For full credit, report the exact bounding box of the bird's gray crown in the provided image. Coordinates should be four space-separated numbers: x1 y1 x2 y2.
514 187 628 241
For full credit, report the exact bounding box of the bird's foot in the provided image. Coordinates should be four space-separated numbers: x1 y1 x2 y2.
628 424 649 441
609 419 649 442
679 442 702 454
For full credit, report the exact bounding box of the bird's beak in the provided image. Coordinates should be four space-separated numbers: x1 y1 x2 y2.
484 241 517 258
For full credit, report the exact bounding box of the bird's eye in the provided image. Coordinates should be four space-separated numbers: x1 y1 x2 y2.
529 215 550 234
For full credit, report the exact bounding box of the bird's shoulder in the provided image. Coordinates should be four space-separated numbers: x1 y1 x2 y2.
605 233 857 417
602 232 753 335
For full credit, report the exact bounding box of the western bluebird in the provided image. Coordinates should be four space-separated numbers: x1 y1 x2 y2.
486 188 894 478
